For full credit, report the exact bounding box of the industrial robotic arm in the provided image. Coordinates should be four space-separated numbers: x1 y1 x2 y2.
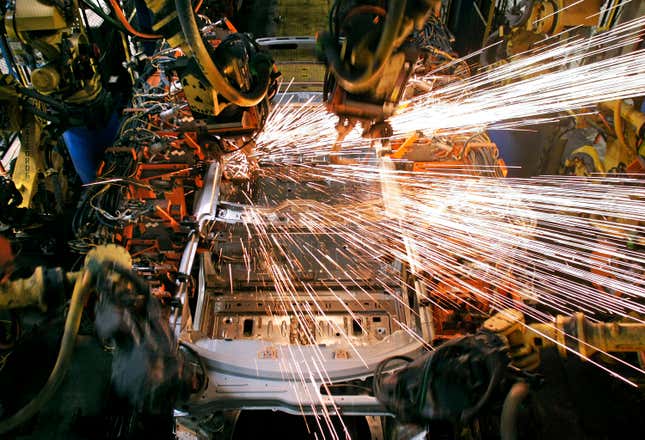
141 0 280 139
2 0 278 127
0 243 203 437
318 0 437 136
1 0 280 229
2 0 109 116
374 309 645 439
0 0 123 232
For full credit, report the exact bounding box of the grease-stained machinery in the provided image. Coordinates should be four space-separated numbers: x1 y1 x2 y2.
1 1 645 439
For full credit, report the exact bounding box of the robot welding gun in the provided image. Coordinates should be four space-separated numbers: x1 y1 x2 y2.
318 1 437 125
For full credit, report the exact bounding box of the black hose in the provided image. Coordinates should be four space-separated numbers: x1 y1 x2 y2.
372 355 414 399
461 352 506 422
507 0 535 28
479 30 505 67
322 0 407 94
500 381 530 440
174 0 270 107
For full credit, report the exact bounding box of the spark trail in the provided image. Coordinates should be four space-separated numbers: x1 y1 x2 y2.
239 164 645 386
391 16 645 135
231 15 645 420
255 16 645 163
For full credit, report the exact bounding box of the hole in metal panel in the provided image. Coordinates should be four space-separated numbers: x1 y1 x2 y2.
352 319 362 336
243 319 254 336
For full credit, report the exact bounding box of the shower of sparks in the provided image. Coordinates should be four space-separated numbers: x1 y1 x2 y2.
255 15 645 164
210 160 645 434
237 189 390 439
253 97 354 164
210 15 645 435
236 164 645 388
390 17 645 135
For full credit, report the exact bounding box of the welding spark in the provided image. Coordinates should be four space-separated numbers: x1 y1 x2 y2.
218 16 645 428
255 16 645 165
392 16 645 135
237 163 645 387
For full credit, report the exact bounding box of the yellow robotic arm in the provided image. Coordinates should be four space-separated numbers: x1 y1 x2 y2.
142 0 277 118
482 309 645 371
